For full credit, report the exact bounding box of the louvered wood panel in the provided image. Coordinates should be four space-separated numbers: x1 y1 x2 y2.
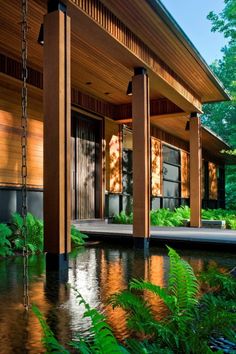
209 162 218 200
202 160 205 199
181 150 190 198
151 137 162 196
77 117 96 219
105 119 122 193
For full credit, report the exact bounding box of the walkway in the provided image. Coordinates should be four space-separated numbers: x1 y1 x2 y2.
74 221 236 250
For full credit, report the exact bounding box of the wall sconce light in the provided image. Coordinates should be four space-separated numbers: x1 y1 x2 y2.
126 81 132 96
185 121 190 131
37 24 44 45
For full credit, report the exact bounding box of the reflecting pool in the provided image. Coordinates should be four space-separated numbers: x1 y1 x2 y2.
0 243 235 353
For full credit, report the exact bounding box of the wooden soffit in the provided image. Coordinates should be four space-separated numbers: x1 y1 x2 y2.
100 0 229 103
67 0 202 112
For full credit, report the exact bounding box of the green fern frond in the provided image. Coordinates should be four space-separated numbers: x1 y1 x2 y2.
126 338 173 354
167 246 199 310
73 290 124 353
129 279 175 312
32 304 70 353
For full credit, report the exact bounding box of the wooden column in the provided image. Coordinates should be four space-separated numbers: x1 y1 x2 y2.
132 67 150 248
190 112 202 227
43 8 71 268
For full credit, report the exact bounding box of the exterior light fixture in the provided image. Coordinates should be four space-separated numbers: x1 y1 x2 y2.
37 24 44 45
126 81 132 96
185 120 190 131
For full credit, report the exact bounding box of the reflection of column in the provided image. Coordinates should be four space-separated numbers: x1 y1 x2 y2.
99 250 128 341
44 4 71 269
132 67 150 248
190 112 202 227
44 270 70 342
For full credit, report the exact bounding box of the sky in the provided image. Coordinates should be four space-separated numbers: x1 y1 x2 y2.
161 0 228 64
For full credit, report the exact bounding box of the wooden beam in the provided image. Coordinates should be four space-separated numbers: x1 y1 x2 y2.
190 113 201 227
68 0 202 113
43 9 71 265
132 68 150 247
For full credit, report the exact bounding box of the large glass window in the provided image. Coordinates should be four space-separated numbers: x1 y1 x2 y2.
163 145 180 165
163 163 180 182
163 144 181 209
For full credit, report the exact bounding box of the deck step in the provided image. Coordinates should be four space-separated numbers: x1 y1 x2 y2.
183 219 226 229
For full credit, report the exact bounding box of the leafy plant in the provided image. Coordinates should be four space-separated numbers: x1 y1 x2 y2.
113 211 133 224
32 304 70 353
71 225 88 247
110 247 236 353
33 290 127 354
0 223 13 257
113 207 236 229
9 212 44 254
32 247 236 353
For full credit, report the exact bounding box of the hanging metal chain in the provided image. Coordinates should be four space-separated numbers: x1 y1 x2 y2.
21 0 29 311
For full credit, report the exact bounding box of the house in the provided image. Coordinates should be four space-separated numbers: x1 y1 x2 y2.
0 0 231 262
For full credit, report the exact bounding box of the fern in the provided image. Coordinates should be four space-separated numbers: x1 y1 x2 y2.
0 223 13 256
33 291 127 354
10 213 44 254
71 225 88 247
32 304 70 353
32 247 236 354
73 290 125 353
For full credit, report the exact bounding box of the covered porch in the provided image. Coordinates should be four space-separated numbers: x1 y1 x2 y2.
0 0 230 265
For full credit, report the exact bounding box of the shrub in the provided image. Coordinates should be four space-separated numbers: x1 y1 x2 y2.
0 223 13 257
71 225 88 246
113 207 236 229
33 247 236 353
10 213 44 254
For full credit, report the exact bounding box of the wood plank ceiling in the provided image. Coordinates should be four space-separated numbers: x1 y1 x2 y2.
0 0 160 105
0 0 228 108
100 0 228 103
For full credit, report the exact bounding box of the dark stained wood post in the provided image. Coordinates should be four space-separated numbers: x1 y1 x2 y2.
190 112 202 227
132 67 150 248
43 5 71 270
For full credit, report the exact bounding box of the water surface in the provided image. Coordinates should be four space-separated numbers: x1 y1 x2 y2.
0 243 235 353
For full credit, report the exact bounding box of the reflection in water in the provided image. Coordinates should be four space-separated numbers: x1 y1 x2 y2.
0 245 235 353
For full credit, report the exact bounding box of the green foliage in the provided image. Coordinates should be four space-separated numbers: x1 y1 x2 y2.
150 208 183 227
71 225 88 247
114 206 236 229
32 304 70 353
110 247 236 353
33 247 236 353
0 223 13 257
201 208 236 229
199 265 236 299
113 211 133 224
10 212 44 254
71 290 126 353
33 290 127 354
203 0 236 209
2 213 88 256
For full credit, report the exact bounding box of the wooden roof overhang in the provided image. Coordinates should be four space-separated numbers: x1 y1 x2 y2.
150 113 234 164
0 0 229 115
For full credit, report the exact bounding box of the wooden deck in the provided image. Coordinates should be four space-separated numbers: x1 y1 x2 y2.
73 221 236 250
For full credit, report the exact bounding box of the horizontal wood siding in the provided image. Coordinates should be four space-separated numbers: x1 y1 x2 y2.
0 112 43 188
151 125 189 151
209 162 218 200
151 137 162 196
181 150 190 198
105 119 122 193
0 85 43 188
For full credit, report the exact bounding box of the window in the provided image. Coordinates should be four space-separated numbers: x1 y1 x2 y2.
162 144 181 209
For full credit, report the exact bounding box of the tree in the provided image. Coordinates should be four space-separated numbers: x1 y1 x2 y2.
202 0 236 209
